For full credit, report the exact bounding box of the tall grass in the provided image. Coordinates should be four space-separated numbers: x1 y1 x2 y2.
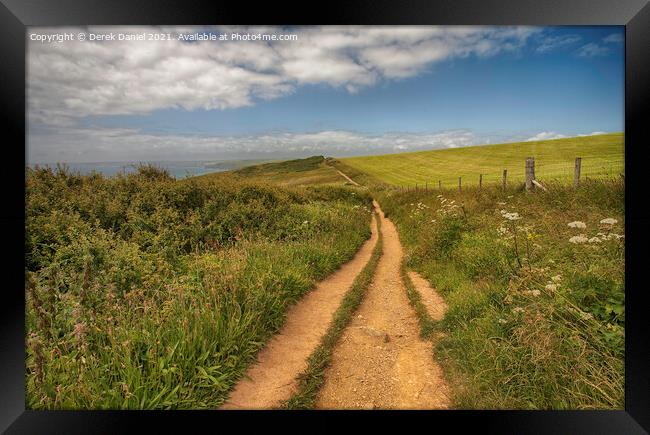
25 164 373 409
376 178 624 409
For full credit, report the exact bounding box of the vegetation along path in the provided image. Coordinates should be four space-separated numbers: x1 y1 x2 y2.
221 214 379 409
315 200 450 409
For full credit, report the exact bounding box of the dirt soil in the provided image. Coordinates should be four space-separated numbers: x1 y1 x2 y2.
336 170 360 186
220 214 379 409
315 201 450 409
408 271 448 321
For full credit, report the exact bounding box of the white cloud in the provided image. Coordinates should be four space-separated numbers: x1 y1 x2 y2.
603 33 623 44
576 43 610 57
525 132 567 142
536 34 582 53
577 131 607 136
27 127 479 163
28 25 541 127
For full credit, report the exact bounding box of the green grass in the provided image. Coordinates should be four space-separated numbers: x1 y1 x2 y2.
282 213 383 409
25 164 374 409
375 179 624 409
197 155 348 187
342 133 624 187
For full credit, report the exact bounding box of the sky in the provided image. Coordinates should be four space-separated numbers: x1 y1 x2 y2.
27 25 624 164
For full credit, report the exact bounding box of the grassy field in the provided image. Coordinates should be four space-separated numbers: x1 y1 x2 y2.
25 164 373 409
342 133 624 187
375 179 624 409
197 156 348 187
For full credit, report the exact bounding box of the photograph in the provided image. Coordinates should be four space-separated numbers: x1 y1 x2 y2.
22 24 628 412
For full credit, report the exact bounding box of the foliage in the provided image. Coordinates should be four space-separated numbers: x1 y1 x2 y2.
25 164 373 409
376 178 624 409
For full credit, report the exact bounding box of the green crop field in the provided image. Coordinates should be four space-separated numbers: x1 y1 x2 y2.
341 133 624 188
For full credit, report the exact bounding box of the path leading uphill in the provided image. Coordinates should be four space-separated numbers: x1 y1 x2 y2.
220 214 379 409
315 200 450 409
336 170 360 186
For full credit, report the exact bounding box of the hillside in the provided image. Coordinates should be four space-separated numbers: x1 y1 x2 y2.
196 156 349 187
341 133 624 187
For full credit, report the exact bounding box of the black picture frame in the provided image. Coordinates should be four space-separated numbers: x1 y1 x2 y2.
1 1 648 433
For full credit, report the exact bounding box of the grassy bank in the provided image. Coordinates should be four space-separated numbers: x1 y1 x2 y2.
376 178 624 409
342 133 624 187
25 164 373 409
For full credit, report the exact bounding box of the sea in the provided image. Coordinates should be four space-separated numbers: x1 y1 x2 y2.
27 160 264 179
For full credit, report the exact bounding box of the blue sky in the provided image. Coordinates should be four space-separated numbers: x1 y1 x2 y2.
27 26 624 163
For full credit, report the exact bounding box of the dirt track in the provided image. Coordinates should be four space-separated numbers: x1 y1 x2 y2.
220 214 379 409
315 201 450 409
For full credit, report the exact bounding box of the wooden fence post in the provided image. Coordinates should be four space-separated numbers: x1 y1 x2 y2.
502 169 507 192
458 177 462 191
439 180 441 190
574 157 581 187
416 183 418 192
525 157 535 191
479 174 483 189
425 182 428 192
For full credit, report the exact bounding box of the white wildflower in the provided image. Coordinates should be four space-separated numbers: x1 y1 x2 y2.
545 283 557 292
507 195 513 198
600 218 618 225
588 237 602 243
551 275 562 283
567 221 586 229
497 202 506 205
498 318 508 324
569 235 588 244
512 307 525 314
531 289 541 297
503 212 521 221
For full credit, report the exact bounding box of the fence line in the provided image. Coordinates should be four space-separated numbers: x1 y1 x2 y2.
392 156 624 192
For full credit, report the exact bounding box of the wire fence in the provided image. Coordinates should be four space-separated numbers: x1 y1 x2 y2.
389 156 624 191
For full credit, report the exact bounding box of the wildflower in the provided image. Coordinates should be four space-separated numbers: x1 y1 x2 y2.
588 237 602 243
512 307 525 314
545 283 557 292
503 212 521 221
497 202 506 205
531 289 541 297
600 218 618 225
431 219 437 223
498 318 508 324
551 274 562 283
580 312 594 321
569 235 588 244
507 195 513 198
497 226 508 236
567 221 586 229
303 220 309 225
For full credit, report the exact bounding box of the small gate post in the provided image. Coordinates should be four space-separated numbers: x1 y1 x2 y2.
574 157 582 187
525 157 535 191
502 169 507 192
